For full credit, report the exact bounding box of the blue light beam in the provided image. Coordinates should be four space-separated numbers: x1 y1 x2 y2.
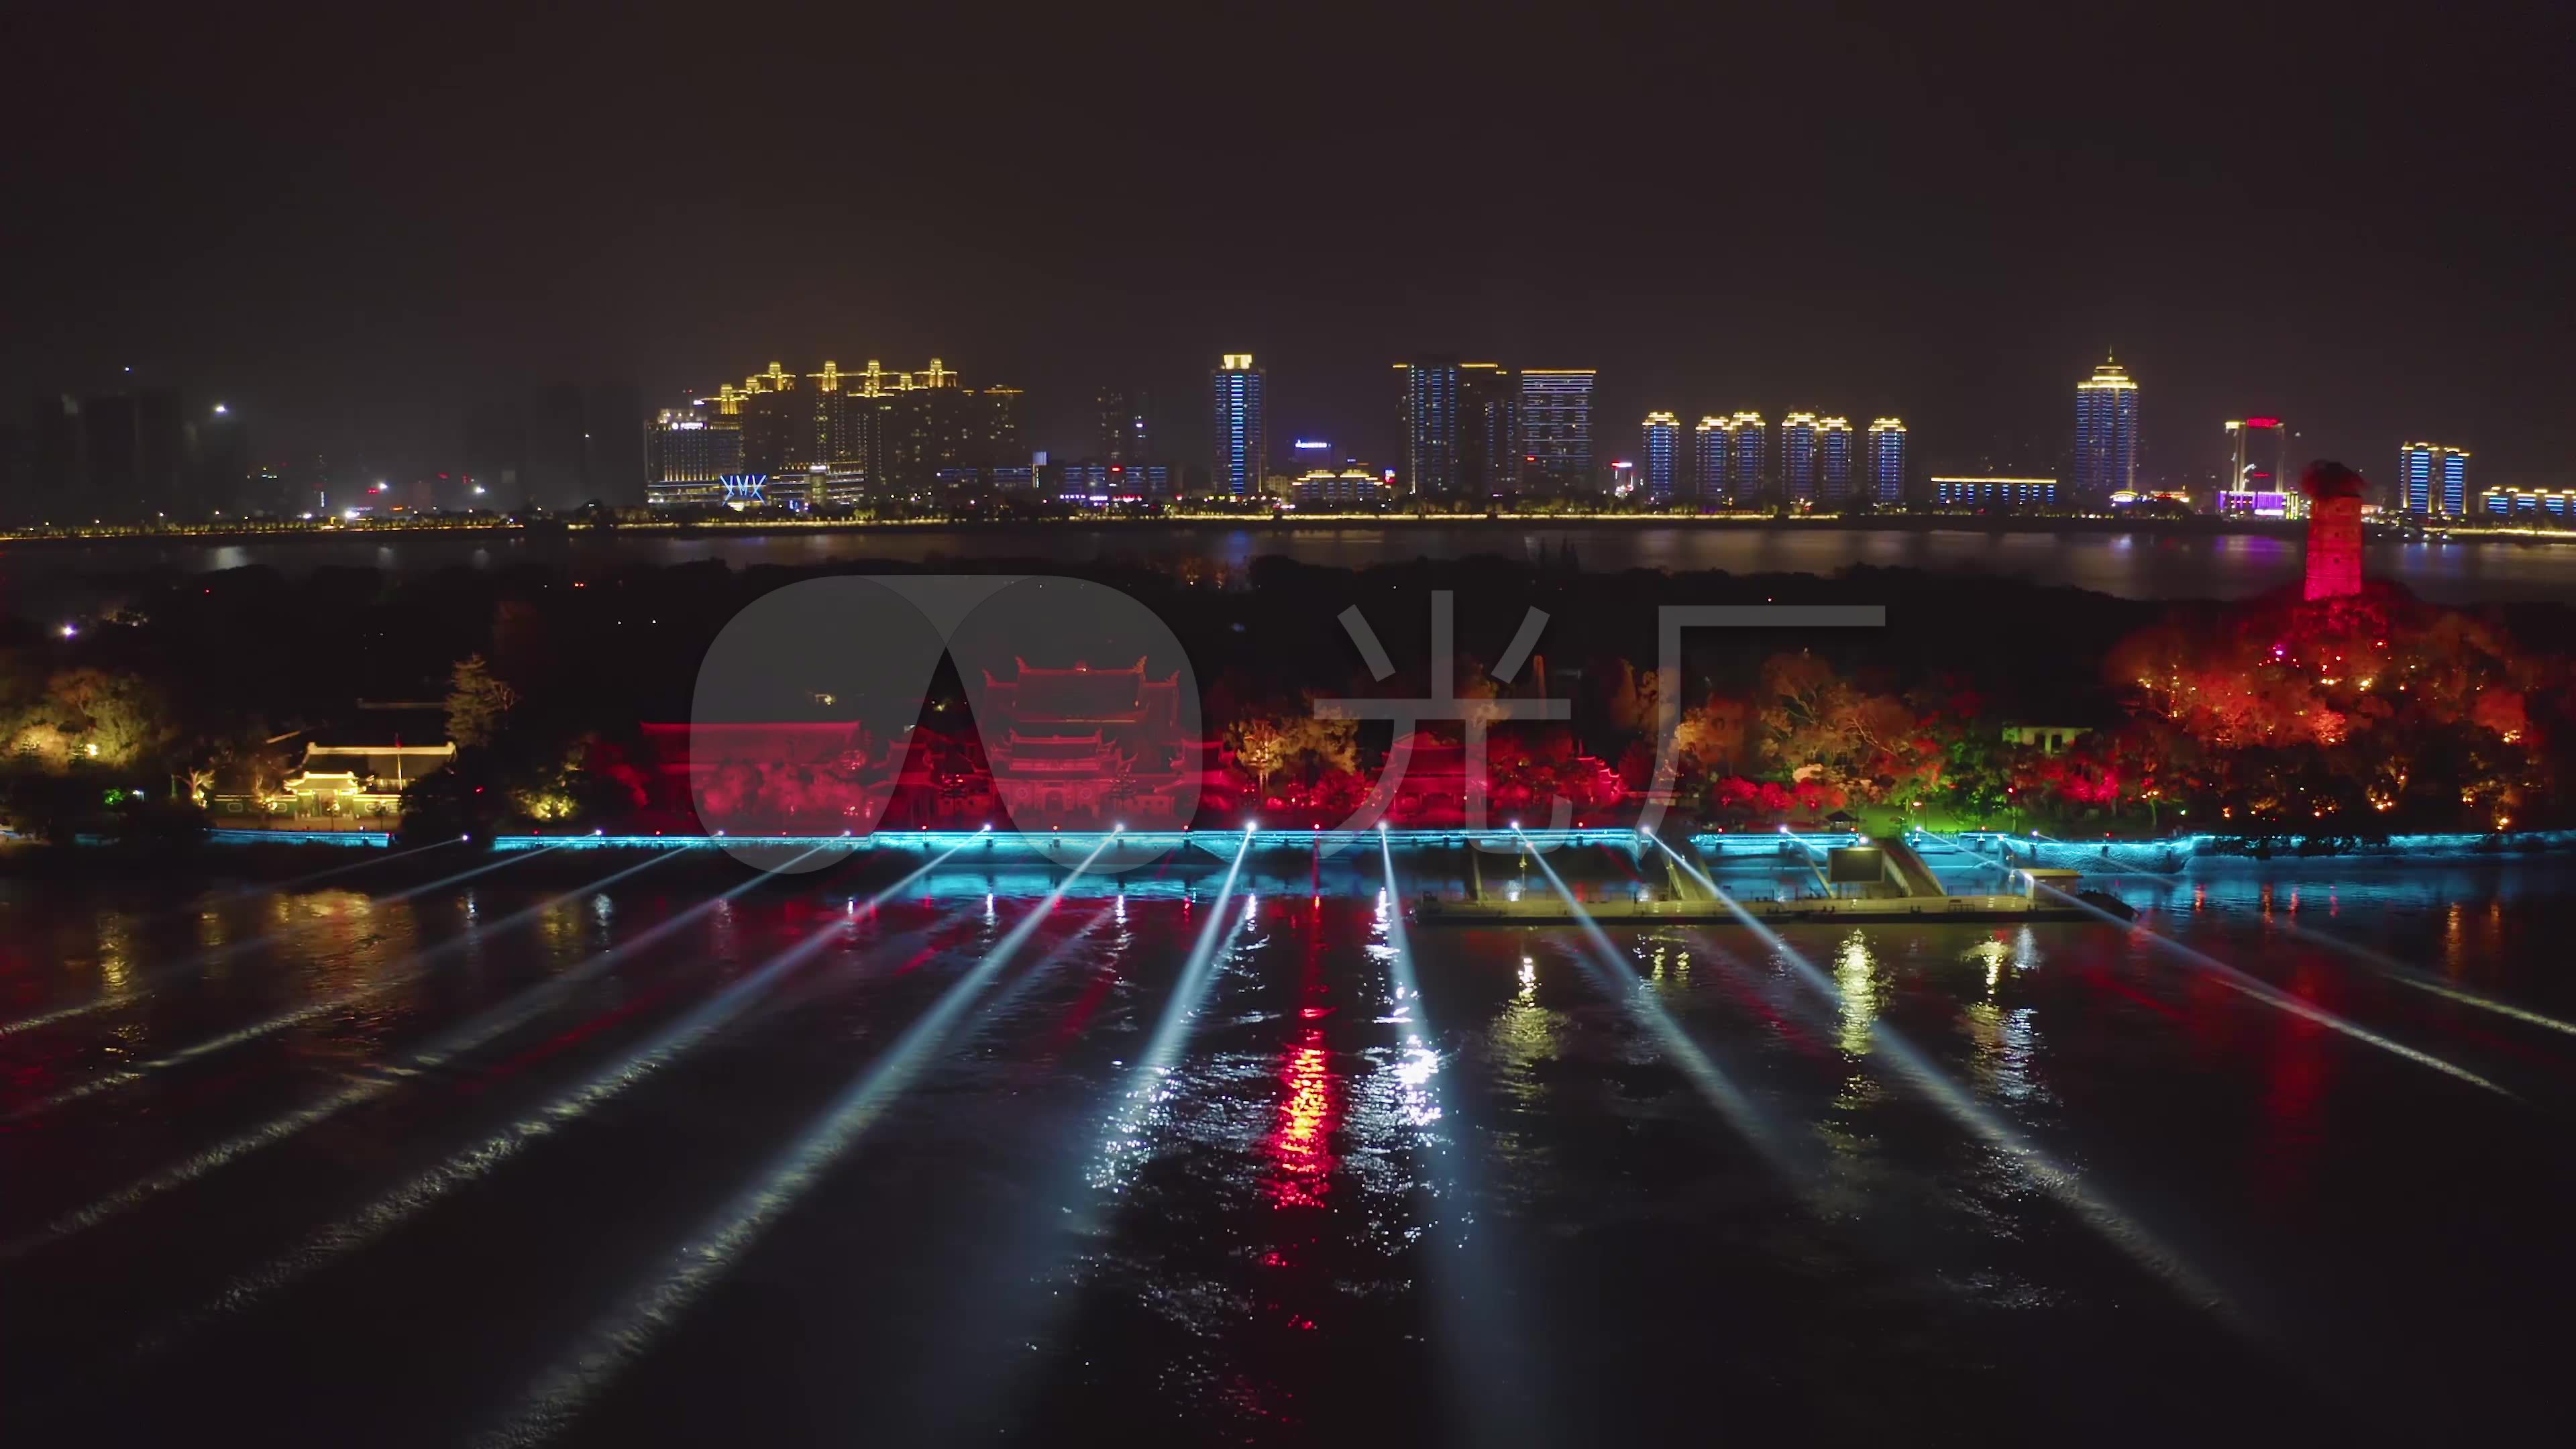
1916 828 2515 1099
2 849 680 1124
3 847 837 1260
1647 833 2239 1319
0 840 575 1038
145 840 976 1349
1517 828 1797 1174
1089 831 1256 1195
470 837 1117 1446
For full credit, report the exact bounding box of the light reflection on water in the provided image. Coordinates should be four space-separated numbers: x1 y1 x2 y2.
1486 945 1558 1110
1 855 2573 1445
1960 934 2045 1106
22 527 2576 615
1833 930 1878 1057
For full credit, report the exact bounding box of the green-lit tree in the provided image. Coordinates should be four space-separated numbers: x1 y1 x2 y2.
444 655 520 748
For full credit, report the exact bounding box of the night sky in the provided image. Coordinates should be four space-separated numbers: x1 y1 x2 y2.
5 2 2569 486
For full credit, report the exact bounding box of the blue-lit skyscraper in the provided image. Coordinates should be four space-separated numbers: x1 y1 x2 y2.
1780 411 1819 503
1395 358 1460 497
2400 441 2471 515
1519 370 1597 489
2073 355 2140 500
1867 417 1908 504
1641 412 1678 501
1817 417 1854 502
1694 416 1731 501
1210 353 1266 496
2400 442 2435 513
1730 411 1767 498
1458 362 1518 497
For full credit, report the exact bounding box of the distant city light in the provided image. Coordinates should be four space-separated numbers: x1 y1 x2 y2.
211 402 229 415
2216 490 2295 519
58 623 76 638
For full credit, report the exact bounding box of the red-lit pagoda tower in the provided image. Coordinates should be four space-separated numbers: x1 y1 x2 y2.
2301 460 2366 600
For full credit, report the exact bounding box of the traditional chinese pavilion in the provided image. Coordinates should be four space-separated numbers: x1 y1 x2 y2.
637 720 894 833
975 657 1209 826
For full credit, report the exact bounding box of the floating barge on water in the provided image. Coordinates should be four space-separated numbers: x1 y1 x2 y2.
1415 833 2106 926
1415 890 2098 926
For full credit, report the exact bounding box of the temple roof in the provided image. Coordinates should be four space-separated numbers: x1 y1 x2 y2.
1388 731 1467 779
292 743 455 787
981 657 1179 725
1000 730 1114 760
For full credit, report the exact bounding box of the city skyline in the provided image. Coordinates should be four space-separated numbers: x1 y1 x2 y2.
1 7 2563 494
5 9 2575 1444
3 341 2518 522
8 337 2528 500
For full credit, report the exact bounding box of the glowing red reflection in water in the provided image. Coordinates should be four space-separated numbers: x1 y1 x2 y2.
1265 928 1342 1212
1265 1025 1340 1209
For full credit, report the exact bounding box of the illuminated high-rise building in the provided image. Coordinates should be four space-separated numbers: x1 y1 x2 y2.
1395 358 1460 496
1694 416 1732 502
2223 417 2288 508
1519 369 1597 489
814 366 873 481
1729 411 1767 496
1866 418 1907 504
2073 354 2141 500
973 386 1025 469
1641 412 1679 502
1097 386 1148 465
879 382 1022 502
1780 411 1820 503
2400 442 2434 513
1210 353 1266 496
1458 363 1518 496
716 358 1020 507
1817 416 1854 502
729 361 806 479
2399 441 2471 515
645 404 747 508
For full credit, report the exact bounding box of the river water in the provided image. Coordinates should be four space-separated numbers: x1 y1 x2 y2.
7 521 2576 610
3 848 2571 1445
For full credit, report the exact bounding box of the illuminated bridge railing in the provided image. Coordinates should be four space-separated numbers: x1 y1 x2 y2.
208 825 2575 863
1686 832 1867 856
487 827 1665 857
1923 827 2576 871
206 828 394 848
